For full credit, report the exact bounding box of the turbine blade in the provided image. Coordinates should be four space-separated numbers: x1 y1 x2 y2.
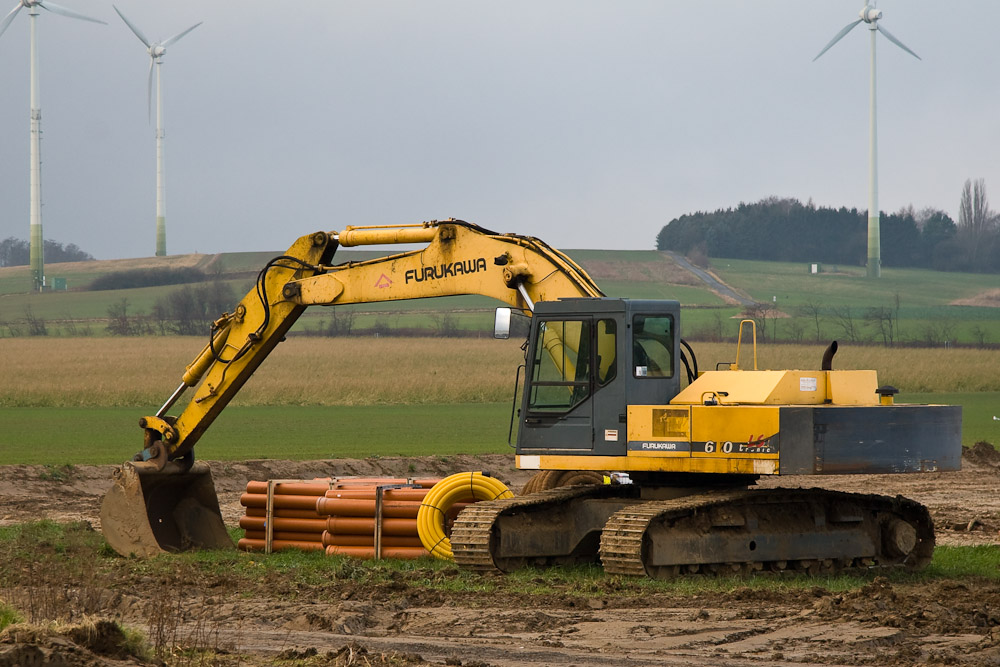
160 21 201 48
113 5 150 48
147 57 154 123
37 0 107 25
813 19 862 61
0 3 23 40
876 23 921 60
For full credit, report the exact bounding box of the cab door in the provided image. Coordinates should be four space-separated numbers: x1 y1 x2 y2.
518 315 619 452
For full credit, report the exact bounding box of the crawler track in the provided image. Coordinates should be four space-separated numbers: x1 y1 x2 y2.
453 486 934 579
451 484 635 572
600 488 934 578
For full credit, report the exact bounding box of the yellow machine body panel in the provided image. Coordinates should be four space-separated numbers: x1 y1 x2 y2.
518 403 783 476
670 369 878 406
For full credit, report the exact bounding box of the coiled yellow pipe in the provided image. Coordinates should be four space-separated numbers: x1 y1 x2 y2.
417 471 513 560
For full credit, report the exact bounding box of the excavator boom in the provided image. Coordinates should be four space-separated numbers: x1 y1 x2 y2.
101 219 604 556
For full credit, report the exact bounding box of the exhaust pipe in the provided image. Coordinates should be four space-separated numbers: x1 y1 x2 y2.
821 340 839 371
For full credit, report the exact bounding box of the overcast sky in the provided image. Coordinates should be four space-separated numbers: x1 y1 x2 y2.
0 1 997 260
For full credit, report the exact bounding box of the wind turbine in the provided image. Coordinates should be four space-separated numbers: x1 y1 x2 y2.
814 2 920 279
114 5 201 258
0 0 105 291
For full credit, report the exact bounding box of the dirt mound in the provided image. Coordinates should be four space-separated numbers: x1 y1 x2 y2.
814 576 1000 638
0 619 150 666
209 454 526 494
810 578 1000 666
951 288 1000 307
963 441 1000 468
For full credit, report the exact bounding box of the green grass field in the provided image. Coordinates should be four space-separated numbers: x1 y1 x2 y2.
1 393 992 466
906 392 1000 445
0 404 512 465
713 258 1000 308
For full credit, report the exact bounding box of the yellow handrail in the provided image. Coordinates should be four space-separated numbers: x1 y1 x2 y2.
733 319 758 371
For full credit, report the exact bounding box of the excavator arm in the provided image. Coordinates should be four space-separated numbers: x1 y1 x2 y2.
101 219 605 557
139 219 603 466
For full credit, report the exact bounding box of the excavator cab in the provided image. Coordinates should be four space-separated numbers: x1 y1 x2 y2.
515 299 683 456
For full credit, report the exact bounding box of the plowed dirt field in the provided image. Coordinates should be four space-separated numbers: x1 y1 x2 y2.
2 448 999 666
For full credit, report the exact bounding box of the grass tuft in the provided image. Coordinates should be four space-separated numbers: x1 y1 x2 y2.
0 601 24 631
38 464 76 482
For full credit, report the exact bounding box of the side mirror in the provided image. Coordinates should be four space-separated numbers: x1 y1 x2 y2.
493 307 511 339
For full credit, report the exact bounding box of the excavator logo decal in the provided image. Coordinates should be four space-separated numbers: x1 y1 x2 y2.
375 274 392 289
405 258 487 284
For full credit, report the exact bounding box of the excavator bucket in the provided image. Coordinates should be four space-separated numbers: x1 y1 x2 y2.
100 460 233 558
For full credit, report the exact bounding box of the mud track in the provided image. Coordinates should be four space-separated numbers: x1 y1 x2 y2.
2 447 999 666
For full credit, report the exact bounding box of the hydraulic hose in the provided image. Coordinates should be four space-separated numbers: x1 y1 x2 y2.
417 472 513 560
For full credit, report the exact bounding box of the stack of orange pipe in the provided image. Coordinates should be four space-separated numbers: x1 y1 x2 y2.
316 484 450 560
237 478 334 552
236 477 444 556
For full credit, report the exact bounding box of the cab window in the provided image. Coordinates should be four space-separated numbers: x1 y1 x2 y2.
596 319 617 385
527 318 617 413
632 315 673 378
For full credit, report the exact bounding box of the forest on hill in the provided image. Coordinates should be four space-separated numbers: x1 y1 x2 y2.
0 237 94 267
657 185 999 274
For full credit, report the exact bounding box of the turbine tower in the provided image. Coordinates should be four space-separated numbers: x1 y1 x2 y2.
814 2 920 279
114 6 201 258
0 0 105 291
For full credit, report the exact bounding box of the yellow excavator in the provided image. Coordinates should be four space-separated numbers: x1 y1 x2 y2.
101 219 961 577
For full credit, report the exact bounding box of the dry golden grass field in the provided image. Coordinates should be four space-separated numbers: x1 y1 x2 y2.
1 336 998 408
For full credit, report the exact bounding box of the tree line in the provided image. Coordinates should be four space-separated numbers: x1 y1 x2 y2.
0 237 94 267
656 179 999 273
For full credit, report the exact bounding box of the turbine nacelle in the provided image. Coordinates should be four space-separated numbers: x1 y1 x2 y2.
149 45 165 59
860 7 883 24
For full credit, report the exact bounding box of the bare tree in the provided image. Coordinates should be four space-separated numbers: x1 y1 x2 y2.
866 293 903 347
959 178 994 236
864 306 896 346
24 305 48 336
784 318 806 343
921 320 956 347
686 243 709 268
832 306 861 343
324 306 357 337
153 280 236 335
959 178 998 268
970 324 989 348
106 298 150 336
742 302 776 343
431 312 461 337
695 311 726 342
799 302 826 343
